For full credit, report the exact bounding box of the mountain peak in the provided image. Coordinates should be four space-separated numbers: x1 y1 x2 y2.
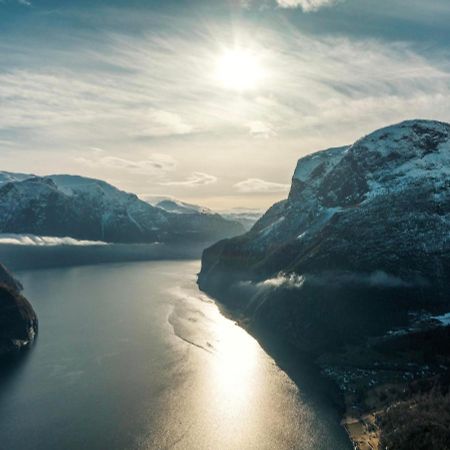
290 119 450 209
0 171 244 243
351 119 450 165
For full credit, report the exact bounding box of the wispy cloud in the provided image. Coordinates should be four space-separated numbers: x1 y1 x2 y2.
0 10 450 207
235 270 427 300
260 272 305 288
0 0 31 5
138 109 193 137
276 0 342 11
160 172 218 187
247 121 276 138
234 178 290 193
76 151 177 176
2 21 447 146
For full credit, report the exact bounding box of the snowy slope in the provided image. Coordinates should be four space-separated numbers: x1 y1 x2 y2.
0 173 243 243
155 198 261 230
156 198 214 215
0 171 33 186
236 119 450 254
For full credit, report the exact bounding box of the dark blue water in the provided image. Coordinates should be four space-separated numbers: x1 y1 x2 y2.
0 260 350 449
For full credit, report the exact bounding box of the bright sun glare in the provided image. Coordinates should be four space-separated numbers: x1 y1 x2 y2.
216 48 265 91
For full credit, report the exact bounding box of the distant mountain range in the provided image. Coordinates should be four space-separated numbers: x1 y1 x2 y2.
0 172 244 244
218 208 263 231
147 197 263 230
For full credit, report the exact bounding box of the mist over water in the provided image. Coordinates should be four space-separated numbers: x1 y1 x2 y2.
0 258 350 449
0 241 205 271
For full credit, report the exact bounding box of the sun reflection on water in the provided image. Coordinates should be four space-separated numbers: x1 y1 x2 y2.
209 316 260 417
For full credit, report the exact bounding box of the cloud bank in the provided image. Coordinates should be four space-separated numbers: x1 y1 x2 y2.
235 270 428 306
0 234 107 246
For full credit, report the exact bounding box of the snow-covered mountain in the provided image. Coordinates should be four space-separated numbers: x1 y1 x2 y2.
199 120 450 351
0 173 244 244
0 171 33 186
218 208 263 230
155 198 214 215
153 198 262 230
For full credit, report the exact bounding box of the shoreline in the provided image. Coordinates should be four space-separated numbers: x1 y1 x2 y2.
243 324 360 449
207 298 354 448
342 412 381 450
200 285 450 450
3 259 358 450
198 276 450 450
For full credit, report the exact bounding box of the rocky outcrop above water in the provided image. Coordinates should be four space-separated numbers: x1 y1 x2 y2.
0 264 37 358
0 263 23 292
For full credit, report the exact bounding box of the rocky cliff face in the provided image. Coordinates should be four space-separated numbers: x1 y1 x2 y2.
199 120 450 353
0 263 23 292
0 264 37 358
0 174 244 244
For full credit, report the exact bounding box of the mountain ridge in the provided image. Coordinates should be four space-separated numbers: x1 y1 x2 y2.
0 172 244 244
200 119 450 306
198 119 450 448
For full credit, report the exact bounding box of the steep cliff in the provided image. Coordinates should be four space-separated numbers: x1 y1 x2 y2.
199 120 450 352
0 264 37 358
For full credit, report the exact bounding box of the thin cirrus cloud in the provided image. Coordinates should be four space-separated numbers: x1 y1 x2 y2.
276 0 342 11
1 21 448 148
1 8 450 208
137 109 193 138
0 0 31 5
247 121 277 139
160 172 218 187
234 178 290 193
75 151 177 176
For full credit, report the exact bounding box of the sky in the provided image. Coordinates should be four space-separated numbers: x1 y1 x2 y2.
1 0 449 210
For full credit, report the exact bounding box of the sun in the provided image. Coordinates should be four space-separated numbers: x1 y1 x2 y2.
215 48 265 91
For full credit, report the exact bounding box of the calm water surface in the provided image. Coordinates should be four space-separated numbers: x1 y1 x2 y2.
0 260 350 449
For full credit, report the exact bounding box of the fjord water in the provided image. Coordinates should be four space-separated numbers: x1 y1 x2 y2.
0 260 350 450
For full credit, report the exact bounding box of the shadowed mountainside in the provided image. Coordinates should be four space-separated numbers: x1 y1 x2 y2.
0 264 37 359
199 119 450 351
